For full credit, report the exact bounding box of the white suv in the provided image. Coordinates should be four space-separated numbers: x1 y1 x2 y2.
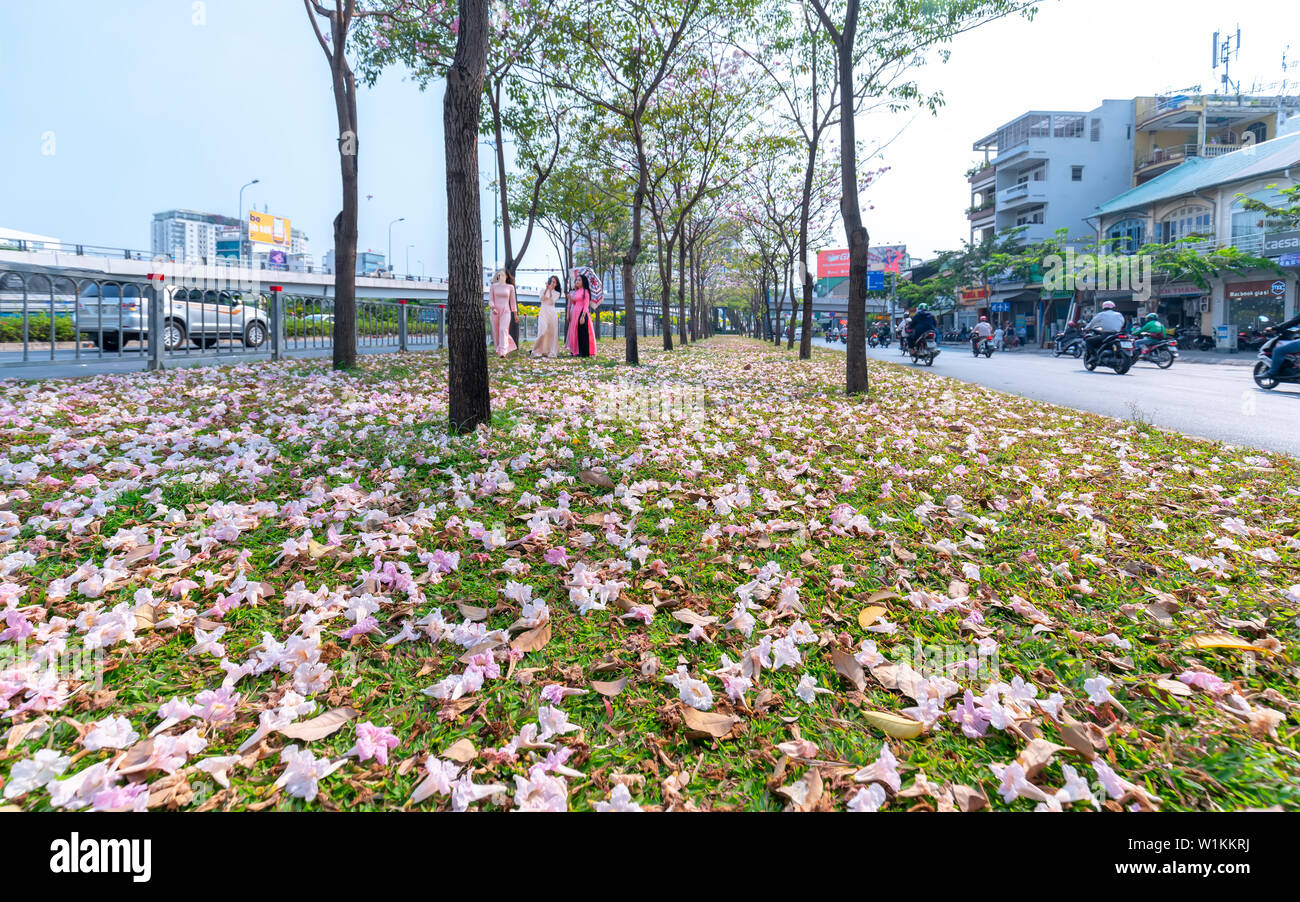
77 284 269 352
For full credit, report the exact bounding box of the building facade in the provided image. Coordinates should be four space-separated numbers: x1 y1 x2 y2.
1092 130 1300 349
150 209 240 262
1131 93 1300 185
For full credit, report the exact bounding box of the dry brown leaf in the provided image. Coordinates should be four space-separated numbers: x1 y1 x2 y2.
952 784 989 812
867 589 900 604
591 677 628 697
857 606 888 630
861 710 925 739
578 470 615 490
832 648 867 691
510 622 551 653
1016 737 1070 780
442 738 478 763
456 603 488 622
1155 678 1194 697
681 707 736 740
776 768 823 811
672 609 717 628
1183 633 1276 655
279 706 358 741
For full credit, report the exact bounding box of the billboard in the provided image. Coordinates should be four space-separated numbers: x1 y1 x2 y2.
817 249 850 279
248 211 291 249
869 245 907 274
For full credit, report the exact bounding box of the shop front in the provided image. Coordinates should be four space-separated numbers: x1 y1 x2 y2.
1225 278 1289 349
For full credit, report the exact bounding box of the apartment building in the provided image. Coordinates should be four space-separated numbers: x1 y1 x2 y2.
1131 92 1300 185
1092 130 1300 347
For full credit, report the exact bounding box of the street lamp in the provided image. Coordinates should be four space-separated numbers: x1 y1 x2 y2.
238 179 259 262
387 217 405 276
479 139 513 273
406 243 415 279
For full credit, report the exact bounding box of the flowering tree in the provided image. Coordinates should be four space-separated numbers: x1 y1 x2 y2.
547 0 749 366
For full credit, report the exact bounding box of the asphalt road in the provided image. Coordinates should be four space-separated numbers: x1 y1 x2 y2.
812 338 1299 458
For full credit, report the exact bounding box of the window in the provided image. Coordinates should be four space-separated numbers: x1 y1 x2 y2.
1160 205 1212 243
1231 188 1290 252
1054 114 1085 138
1072 166 1084 182
1016 207 1046 226
1090 118 1101 142
1107 218 1145 254
1244 122 1267 145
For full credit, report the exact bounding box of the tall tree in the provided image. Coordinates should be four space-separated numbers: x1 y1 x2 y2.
304 0 396 370
445 0 492 432
804 0 1037 393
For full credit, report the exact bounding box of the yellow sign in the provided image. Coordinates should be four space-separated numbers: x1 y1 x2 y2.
248 211 291 249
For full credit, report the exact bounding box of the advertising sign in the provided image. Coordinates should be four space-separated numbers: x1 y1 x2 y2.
817 249 850 279
248 211 291 249
1226 280 1286 301
267 249 287 271
1262 229 1300 257
1279 253 1300 268
958 287 989 306
869 245 907 274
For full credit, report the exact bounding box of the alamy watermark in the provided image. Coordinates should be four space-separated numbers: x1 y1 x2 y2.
1043 250 1153 301
595 379 713 427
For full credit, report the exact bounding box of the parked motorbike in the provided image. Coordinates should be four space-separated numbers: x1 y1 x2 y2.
911 331 941 366
1083 331 1136 374
1175 327 1215 351
1052 331 1085 358
1134 338 1178 369
972 335 995 358
1253 328 1300 390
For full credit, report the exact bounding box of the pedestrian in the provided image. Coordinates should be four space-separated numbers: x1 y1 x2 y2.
566 272 599 358
489 269 518 357
993 323 1005 351
532 275 561 358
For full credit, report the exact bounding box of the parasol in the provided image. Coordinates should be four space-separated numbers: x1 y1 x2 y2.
570 266 604 304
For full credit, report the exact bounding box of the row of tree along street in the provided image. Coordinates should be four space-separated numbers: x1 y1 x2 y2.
304 0 1043 430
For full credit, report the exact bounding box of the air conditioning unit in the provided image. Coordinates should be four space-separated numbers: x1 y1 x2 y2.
1198 297 1211 313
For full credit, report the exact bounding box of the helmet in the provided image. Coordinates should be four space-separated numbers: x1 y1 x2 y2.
916 303 929 312
1101 300 1116 310
1145 313 1159 322
979 316 988 322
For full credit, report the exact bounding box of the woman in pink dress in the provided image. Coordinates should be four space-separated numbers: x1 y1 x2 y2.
489 270 517 357
565 274 598 357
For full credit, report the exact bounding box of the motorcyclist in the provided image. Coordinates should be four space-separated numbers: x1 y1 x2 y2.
972 316 994 352
1264 312 1300 380
1083 300 1126 363
907 304 938 352
1135 312 1167 354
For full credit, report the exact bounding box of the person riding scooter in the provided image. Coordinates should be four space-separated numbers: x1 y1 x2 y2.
1263 312 1300 381
1135 312 1167 354
972 316 994 354
907 304 938 353
1082 300 1126 364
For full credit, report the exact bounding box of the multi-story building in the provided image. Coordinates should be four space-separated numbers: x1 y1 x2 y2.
323 249 385 276
1131 92 1300 185
1091 129 1300 347
969 100 1138 246
150 209 239 262
964 101 1137 342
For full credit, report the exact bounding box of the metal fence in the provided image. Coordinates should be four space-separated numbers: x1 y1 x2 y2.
0 261 667 374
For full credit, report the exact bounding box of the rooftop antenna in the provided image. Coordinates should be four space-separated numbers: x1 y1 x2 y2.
1212 27 1242 94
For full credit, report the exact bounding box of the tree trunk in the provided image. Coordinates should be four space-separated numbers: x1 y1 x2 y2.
836 2 869 394
677 237 688 346
798 144 817 360
325 13 358 371
445 0 491 434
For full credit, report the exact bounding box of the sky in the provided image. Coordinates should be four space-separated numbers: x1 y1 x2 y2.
0 0 1294 284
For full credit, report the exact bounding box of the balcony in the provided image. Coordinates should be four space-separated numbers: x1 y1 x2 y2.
967 164 995 186
968 202 995 222
1135 142 1246 180
997 182 1048 209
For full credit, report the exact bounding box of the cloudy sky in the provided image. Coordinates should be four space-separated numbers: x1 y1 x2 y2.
0 0 1292 286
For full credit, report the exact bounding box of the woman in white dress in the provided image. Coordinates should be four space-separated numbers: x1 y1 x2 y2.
531 274 561 358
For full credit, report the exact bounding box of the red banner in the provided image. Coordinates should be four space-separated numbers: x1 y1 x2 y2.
817 249 850 279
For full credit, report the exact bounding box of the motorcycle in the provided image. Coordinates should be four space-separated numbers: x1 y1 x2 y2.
1253 328 1300 390
868 333 880 348
1052 331 1085 358
1083 331 1136 374
972 335 995 358
1175 327 1215 352
1134 338 1178 369
911 331 941 367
